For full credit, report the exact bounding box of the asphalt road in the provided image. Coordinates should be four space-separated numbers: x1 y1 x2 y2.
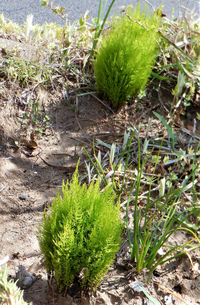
0 0 199 25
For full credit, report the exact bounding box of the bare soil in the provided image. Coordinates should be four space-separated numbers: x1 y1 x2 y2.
1 82 200 305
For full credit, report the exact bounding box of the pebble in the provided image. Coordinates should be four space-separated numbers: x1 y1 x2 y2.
19 194 26 200
16 266 37 289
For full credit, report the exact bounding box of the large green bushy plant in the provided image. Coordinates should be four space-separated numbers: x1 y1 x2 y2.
94 3 161 108
37 166 123 292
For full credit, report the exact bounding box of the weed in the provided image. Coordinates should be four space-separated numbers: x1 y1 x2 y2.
37 164 123 292
154 13 200 116
94 3 161 108
90 0 116 58
153 111 176 151
41 0 116 59
83 130 136 194
84 128 200 283
1 56 52 87
0 13 22 34
17 99 49 134
126 137 200 282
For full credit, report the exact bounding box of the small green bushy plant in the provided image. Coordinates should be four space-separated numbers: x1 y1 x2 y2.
94 3 161 108
37 165 123 292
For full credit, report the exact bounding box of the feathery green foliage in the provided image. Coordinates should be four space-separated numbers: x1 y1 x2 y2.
37 165 123 292
94 3 161 108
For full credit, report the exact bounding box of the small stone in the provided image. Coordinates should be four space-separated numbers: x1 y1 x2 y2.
19 195 26 200
16 266 36 288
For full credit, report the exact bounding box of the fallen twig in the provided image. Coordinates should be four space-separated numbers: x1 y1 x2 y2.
39 155 85 172
0 183 8 193
90 93 115 114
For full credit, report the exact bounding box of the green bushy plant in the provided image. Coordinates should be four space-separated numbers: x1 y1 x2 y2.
94 3 161 108
37 165 123 292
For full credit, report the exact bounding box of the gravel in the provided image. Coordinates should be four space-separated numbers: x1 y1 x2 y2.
0 0 199 25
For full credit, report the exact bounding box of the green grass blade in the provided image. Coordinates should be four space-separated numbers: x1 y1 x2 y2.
138 285 161 305
153 111 175 151
126 195 134 252
90 0 116 58
82 147 108 185
134 137 143 271
158 30 193 62
148 238 200 282
138 218 152 270
97 0 103 26
151 71 176 81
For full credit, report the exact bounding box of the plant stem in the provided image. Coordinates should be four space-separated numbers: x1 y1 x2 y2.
90 0 116 58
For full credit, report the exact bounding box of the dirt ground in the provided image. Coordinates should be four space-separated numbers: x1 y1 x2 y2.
1 81 200 305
